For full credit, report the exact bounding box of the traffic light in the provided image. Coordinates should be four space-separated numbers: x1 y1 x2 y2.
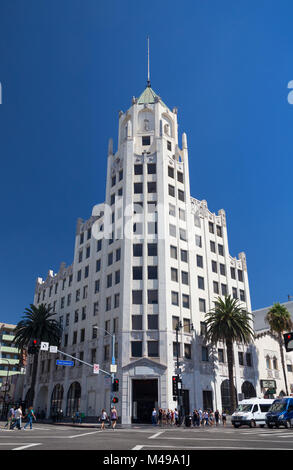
284 332 293 352
112 378 119 392
28 339 40 355
172 376 178 396
112 396 119 404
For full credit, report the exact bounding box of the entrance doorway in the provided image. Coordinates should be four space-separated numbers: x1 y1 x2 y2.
132 379 158 424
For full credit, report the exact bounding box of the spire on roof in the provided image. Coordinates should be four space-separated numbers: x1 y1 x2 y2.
147 36 151 87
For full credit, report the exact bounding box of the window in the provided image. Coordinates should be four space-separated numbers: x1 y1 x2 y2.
133 266 143 280
74 310 79 323
111 175 116 187
218 244 224 256
238 270 243 282
184 344 191 359
167 140 172 151
173 342 181 358
107 274 112 288
170 245 177 259
148 289 158 304
209 222 214 234
77 270 81 282
75 289 80 302
218 348 224 363
172 316 179 330
142 135 150 146
104 345 110 361
66 313 70 326
210 241 216 253
114 293 120 308
246 352 252 367
169 203 176 217
177 171 184 183
212 260 217 273
61 297 65 309
171 291 179 306
116 247 121 261
119 169 123 181
133 243 143 257
199 298 206 313
168 166 174 178
195 235 202 248
132 290 143 304
148 201 157 213
169 224 176 237
106 297 111 311
134 182 143 194
179 208 185 221
221 284 227 296
238 351 244 366
198 276 205 290
148 315 158 330
178 189 185 202
132 315 143 330
80 233 84 245
80 329 85 342
87 228 91 240
168 184 175 197
108 252 113 266
131 341 142 357
83 285 88 299
148 341 159 357
96 259 101 272
84 265 89 278
181 271 189 285
220 264 226 276
86 246 90 258
230 267 236 279
202 346 209 362
134 164 143 175
181 249 188 262
79 250 83 263
110 194 115 205
148 266 158 279
93 301 99 316
148 182 156 193
182 294 190 309
197 255 203 268
183 318 191 333
147 163 156 174
115 270 120 284
148 243 157 256
72 331 77 345
200 322 207 336
240 290 245 302
171 267 178 282
179 228 187 241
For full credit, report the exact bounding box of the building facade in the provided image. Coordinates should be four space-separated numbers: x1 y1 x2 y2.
23 83 256 422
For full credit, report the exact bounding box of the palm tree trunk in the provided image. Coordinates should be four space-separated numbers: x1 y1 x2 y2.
28 352 39 407
279 333 289 396
226 340 236 413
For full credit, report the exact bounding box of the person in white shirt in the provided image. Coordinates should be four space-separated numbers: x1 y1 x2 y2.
11 406 23 430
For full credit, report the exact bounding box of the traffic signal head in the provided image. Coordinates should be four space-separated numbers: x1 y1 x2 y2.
284 332 293 352
112 397 119 404
112 379 119 392
172 376 178 396
28 339 40 355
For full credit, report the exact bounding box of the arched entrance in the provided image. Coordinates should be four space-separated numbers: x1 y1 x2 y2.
221 379 237 414
35 386 48 416
66 382 81 417
241 381 256 399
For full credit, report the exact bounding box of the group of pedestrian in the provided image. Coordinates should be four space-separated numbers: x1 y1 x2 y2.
4 405 36 430
152 408 180 426
99 405 118 430
191 409 226 427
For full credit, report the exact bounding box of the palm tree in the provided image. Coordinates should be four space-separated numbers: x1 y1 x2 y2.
14 303 62 407
265 303 293 396
204 295 255 413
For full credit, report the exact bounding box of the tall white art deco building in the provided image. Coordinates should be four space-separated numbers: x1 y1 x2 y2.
25 81 256 423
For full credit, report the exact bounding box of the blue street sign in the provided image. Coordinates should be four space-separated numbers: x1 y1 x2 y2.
56 360 74 366
112 357 115 365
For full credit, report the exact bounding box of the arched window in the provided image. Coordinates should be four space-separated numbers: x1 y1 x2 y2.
66 382 81 417
50 384 64 415
241 381 256 399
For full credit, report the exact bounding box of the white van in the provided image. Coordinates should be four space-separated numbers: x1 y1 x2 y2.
231 398 275 428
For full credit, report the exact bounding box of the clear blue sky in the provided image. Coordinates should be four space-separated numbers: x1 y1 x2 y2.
0 0 293 324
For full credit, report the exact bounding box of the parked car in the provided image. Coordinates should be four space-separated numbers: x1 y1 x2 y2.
231 398 275 428
265 397 293 428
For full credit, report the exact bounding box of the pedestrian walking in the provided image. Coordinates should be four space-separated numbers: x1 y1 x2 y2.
222 410 227 427
100 409 108 430
203 410 209 426
23 406 36 430
198 408 203 426
214 410 220 426
110 406 118 430
11 405 23 430
158 408 162 427
151 408 157 426
4 406 15 429
174 408 179 426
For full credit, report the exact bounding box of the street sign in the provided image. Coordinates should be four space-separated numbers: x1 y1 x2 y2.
56 360 74 367
110 364 117 373
40 342 49 351
93 364 100 374
49 346 58 353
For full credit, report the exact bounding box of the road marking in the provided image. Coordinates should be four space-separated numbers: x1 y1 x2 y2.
139 444 293 450
132 445 144 450
68 431 101 439
12 443 42 450
148 431 164 439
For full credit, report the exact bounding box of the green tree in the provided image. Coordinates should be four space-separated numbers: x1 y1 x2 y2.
265 303 293 396
14 304 62 407
204 295 255 413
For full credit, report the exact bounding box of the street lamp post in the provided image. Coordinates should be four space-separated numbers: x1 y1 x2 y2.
1 358 10 419
93 327 116 416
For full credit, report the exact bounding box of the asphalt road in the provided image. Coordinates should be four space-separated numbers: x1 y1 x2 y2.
0 422 293 451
